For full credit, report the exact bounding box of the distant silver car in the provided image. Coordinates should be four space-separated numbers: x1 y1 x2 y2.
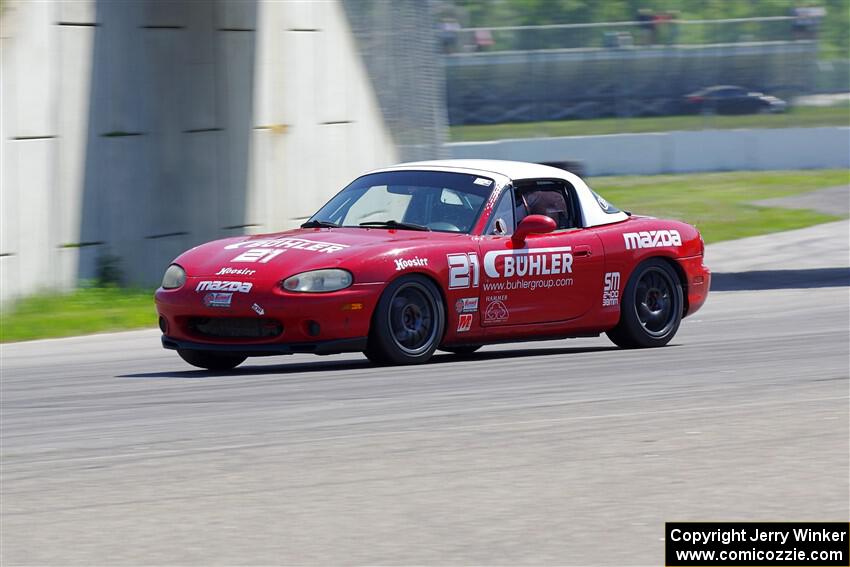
683 85 787 115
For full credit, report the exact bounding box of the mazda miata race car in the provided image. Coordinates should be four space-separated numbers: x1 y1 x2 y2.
156 160 710 370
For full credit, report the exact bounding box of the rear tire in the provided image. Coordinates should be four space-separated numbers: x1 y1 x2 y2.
606 259 683 349
365 275 445 365
177 349 246 371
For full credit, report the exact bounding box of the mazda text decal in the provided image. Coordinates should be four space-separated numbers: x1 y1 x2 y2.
196 281 253 293
483 247 573 278
623 230 681 250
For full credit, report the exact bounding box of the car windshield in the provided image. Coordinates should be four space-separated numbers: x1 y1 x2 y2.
305 170 495 233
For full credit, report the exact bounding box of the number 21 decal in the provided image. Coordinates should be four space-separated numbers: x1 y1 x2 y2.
447 253 480 289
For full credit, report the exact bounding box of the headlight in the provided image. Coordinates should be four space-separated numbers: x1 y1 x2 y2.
282 269 352 293
161 264 186 289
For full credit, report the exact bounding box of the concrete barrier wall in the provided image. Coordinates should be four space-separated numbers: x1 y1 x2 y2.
1 1 69 301
247 0 397 234
0 0 398 302
448 127 850 176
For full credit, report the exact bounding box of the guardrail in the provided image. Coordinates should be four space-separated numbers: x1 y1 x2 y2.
440 15 824 53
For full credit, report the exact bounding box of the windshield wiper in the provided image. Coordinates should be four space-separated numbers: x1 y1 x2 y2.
359 220 431 231
300 219 339 228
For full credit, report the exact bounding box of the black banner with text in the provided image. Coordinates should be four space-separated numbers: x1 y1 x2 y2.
665 522 849 566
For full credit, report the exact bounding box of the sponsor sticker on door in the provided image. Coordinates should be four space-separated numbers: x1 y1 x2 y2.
602 272 621 307
455 297 479 313
457 313 473 332
484 300 509 322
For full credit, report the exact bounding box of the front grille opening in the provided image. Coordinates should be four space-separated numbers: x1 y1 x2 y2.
188 317 283 339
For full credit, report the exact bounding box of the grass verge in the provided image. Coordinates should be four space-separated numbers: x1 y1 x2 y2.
1 287 156 343
1 169 847 342
450 104 850 141
589 169 849 243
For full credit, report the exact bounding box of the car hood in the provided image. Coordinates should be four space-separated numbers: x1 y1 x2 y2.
175 227 468 278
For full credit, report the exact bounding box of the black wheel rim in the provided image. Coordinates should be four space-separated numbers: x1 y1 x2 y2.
388 283 438 356
634 267 678 337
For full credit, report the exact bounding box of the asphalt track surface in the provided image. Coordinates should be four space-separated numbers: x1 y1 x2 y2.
2 227 849 565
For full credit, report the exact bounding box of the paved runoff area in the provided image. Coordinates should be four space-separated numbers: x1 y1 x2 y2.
2 222 848 565
751 185 850 217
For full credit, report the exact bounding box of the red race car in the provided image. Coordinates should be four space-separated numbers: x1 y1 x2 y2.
156 160 710 370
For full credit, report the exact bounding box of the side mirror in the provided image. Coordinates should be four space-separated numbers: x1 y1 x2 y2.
512 214 556 244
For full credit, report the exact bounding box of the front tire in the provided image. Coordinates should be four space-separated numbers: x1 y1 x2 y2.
177 349 246 370
606 259 683 348
365 275 445 365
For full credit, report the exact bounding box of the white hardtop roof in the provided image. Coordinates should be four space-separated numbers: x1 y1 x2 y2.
367 159 628 228
374 159 584 184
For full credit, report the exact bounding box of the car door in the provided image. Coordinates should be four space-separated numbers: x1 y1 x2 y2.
476 182 604 327
724 87 747 114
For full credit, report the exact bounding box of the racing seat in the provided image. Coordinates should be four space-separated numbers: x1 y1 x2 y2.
520 189 572 229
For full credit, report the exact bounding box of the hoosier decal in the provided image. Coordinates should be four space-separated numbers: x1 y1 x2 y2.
395 257 429 271
623 230 681 250
216 267 256 276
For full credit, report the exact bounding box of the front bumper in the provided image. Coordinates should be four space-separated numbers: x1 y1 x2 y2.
155 280 381 347
161 335 367 356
